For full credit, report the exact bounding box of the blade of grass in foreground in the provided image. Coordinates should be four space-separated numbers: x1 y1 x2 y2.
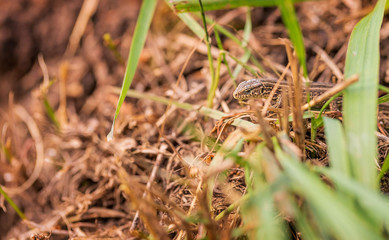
323 117 350 176
342 0 385 188
173 0 312 12
274 139 384 239
242 145 288 240
244 188 287 239
323 117 354 207
107 0 157 141
317 167 389 229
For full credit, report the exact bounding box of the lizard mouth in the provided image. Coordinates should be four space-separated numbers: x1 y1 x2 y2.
233 88 251 100
232 89 244 99
233 91 250 100
233 79 264 100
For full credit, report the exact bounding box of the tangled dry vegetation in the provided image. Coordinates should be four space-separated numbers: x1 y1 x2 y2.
1 0 389 239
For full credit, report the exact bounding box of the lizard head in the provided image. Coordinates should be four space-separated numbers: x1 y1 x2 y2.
233 79 266 100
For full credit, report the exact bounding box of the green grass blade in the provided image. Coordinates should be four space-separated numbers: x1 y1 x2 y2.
207 53 222 108
378 94 389 104
343 0 386 188
241 145 289 239
319 167 389 228
0 186 26 220
174 0 309 78
214 29 233 80
277 0 308 77
43 98 60 129
227 53 258 76
172 0 313 12
248 147 288 240
176 13 205 38
166 0 205 38
213 22 242 46
291 200 322 240
107 0 157 141
250 193 287 240
379 84 389 93
110 87 259 131
191 11 263 80
323 117 350 176
197 0 217 109
275 140 384 240
231 9 252 80
377 153 389 182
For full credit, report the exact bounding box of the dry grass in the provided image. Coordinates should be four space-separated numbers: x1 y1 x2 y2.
0 0 389 239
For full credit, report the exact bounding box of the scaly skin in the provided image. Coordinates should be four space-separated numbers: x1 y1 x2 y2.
233 78 389 111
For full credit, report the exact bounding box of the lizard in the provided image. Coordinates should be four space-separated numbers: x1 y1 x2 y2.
233 78 389 144
233 78 389 111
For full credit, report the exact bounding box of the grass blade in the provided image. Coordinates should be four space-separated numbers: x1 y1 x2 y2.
323 117 350 176
174 0 309 78
377 153 389 182
107 0 157 141
173 0 313 12
343 0 386 188
197 0 217 108
214 29 233 80
231 9 252 81
0 186 26 220
166 0 205 38
275 140 384 240
277 0 308 77
318 167 389 229
243 145 289 240
378 93 389 104
176 12 205 38
110 87 259 131
245 190 288 240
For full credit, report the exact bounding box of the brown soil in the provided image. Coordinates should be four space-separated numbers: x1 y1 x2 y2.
0 0 388 239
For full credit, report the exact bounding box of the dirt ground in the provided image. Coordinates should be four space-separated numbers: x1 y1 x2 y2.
0 0 388 239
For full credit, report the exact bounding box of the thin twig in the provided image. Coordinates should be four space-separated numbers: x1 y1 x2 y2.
130 143 169 231
301 74 358 111
2 105 44 195
262 62 291 115
65 0 99 57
